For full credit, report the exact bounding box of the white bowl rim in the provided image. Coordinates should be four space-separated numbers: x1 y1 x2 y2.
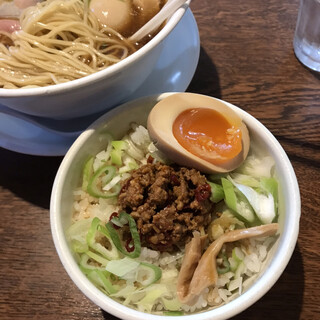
0 2 190 97
50 92 300 320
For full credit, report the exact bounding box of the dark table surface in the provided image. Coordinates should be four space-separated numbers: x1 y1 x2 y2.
1 0 319 319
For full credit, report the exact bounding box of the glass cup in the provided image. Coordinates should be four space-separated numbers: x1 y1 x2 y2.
293 0 320 72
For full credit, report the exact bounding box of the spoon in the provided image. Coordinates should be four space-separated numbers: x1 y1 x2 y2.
0 104 98 137
129 0 190 43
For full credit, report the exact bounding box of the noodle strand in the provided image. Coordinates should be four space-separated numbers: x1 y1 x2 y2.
0 0 136 88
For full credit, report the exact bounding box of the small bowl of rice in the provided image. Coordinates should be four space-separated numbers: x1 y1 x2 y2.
50 92 300 319
0 0 190 119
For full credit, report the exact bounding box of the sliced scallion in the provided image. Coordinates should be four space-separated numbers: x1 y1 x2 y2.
208 181 225 203
221 178 257 225
87 164 120 198
217 254 230 274
86 217 119 260
228 176 276 224
110 140 127 166
260 177 278 220
105 212 141 258
232 247 245 262
86 250 109 267
79 253 105 274
87 269 118 295
82 157 94 191
137 262 162 286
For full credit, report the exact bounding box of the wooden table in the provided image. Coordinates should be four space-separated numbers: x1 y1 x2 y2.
0 0 319 319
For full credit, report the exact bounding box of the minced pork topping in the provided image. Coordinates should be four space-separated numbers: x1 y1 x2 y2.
118 162 213 251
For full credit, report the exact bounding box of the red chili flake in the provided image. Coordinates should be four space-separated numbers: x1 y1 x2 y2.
125 238 135 252
170 174 179 186
109 212 120 229
147 155 154 164
195 183 211 201
120 179 131 194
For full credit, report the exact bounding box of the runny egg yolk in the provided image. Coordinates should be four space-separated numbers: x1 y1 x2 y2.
172 108 243 165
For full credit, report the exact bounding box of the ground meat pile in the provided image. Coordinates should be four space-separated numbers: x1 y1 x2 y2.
118 162 213 251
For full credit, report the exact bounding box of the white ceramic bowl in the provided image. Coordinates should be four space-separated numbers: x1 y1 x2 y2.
0 2 190 120
50 92 300 320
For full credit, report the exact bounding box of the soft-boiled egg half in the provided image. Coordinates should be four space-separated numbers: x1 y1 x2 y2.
89 0 160 35
147 93 250 173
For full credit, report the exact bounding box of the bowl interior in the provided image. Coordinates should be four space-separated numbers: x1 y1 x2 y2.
50 93 300 320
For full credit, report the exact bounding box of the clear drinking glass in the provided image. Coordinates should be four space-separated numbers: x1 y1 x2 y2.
293 0 320 72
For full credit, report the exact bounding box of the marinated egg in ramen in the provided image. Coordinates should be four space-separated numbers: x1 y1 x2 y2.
147 93 250 173
90 0 162 36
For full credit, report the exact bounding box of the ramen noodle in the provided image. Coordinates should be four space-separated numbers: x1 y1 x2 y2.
0 0 166 88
